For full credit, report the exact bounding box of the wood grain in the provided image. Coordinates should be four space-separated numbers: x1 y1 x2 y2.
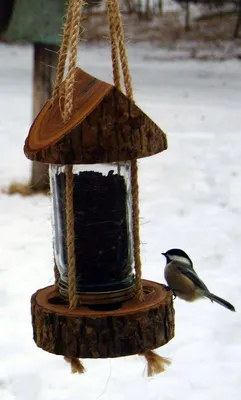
24 67 167 164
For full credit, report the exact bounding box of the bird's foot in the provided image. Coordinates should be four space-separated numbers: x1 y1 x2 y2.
164 285 176 299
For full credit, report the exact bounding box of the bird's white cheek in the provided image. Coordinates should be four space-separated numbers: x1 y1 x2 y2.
168 255 192 267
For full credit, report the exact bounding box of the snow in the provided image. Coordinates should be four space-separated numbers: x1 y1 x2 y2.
0 42 241 399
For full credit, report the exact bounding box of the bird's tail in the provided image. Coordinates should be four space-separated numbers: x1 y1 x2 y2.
204 291 235 312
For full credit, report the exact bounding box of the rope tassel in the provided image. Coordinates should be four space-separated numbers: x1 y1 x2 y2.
64 357 86 374
140 351 171 377
53 0 145 374
52 0 85 372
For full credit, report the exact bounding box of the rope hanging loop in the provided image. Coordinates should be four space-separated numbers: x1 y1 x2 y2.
53 0 144 305
106 0 143 301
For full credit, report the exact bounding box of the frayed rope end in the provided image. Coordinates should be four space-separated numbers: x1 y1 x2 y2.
64 356 86 374
140 350 171 377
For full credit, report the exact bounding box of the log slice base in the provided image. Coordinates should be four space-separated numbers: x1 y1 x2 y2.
31 279 175 358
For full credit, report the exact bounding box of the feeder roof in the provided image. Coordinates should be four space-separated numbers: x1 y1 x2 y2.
24 67 167 164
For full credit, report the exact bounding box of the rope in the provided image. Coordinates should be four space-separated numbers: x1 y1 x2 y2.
64 356 85 374
130 159 143 301
65 165 77 309
54 0 143 305
111 0 133 100
52 0 74 102
107 3 165 374
52 0 85 310
54 259 60 286
140 351 171 376
63 0 84 122
50 0 144 374
52 0 84 121
62 0 84 308
106 0 121 91
106 0 143 301
51 0 84 372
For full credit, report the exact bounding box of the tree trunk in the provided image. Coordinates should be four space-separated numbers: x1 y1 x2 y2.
158 0 163 16
145 0 151 20
184 1 190 32
136 0 143 19
124 0 134 13
234 0 241 38
30 43 59 192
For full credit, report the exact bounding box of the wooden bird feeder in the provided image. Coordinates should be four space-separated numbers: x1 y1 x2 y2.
24 67 174 360
23 0 175 371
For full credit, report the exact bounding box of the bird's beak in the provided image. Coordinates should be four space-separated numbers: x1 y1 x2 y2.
161 252 166 256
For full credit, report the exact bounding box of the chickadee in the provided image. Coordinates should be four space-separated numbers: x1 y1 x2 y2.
162 248 235 312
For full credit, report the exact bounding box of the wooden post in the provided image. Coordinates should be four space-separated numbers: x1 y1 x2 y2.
145 0 151 20
30 43 59 192
184 0 190 32
158 0 163 16
136 0 142 20
234 0 241 39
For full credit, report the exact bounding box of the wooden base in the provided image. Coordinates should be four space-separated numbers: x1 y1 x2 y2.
31 280 175 358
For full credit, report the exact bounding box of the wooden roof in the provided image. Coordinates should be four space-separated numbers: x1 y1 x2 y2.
24 67 167 164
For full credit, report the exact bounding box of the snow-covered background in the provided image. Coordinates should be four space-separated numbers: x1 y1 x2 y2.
0 42 241 399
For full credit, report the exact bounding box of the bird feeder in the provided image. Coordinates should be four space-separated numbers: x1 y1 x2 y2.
23 0 174 372
24 67 174 359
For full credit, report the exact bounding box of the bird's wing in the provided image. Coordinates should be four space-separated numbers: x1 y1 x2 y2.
172 261 210 293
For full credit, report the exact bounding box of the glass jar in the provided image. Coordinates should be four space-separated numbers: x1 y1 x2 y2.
50 162 135 304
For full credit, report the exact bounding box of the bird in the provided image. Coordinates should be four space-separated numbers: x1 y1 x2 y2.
162 248 235 312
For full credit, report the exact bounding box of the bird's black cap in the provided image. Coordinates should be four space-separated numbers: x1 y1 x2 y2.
162 248 193 264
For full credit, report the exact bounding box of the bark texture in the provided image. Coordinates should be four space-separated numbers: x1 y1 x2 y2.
24 67 167 164
31 280 175 358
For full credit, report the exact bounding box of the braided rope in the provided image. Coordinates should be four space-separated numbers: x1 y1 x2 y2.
111 0 133 101
54 0 143 306
52 0 74 102
106 0 143 301
51 0 84 373
52 0 84 309
65 165 77 309
63 0 84 122
106 0 122 91
63 0 84 308
54 259 60 286
130 159 143 301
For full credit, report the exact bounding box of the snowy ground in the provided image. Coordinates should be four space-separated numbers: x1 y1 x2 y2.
0 43 241 400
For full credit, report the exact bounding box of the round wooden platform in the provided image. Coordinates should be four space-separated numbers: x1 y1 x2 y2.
31 279 175 358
